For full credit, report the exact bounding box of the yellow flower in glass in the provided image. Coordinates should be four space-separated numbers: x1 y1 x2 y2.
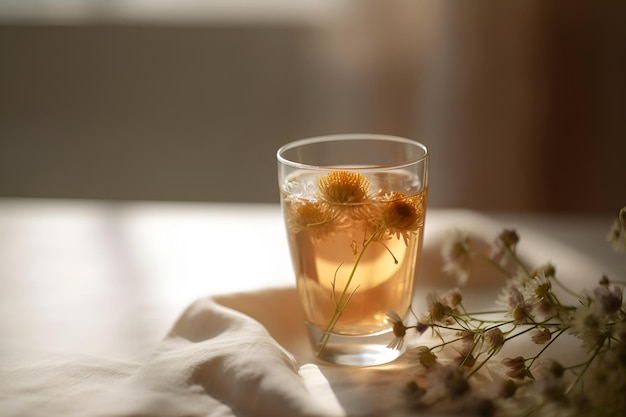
317 171 371 205
378 191 424 244
288 200 337 241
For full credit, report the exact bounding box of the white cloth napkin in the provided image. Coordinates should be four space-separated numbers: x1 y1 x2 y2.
0 211 614 417
1 292 344 417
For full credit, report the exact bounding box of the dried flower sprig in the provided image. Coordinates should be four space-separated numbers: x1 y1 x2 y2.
391 207 626 417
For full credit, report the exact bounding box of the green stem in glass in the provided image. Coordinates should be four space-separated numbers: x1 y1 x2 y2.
315 231 379 358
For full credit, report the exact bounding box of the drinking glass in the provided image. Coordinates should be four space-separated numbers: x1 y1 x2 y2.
277 134 429 366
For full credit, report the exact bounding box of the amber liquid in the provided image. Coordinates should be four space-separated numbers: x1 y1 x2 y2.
282 171 427 336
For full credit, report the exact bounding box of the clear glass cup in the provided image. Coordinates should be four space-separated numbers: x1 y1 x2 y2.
277 134 429 366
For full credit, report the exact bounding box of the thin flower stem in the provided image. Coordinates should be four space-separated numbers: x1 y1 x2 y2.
428 335 468 351
460 339 479 367
483 320 516 333
379 241 399 264
565 341 603 395
462 317 513 325
504 245 532 276
329 262 344 306
456 309 509 316
503 324 537 342
316 231 379 357
550 275 582 299
452 316 472 331
474 252 514 278
430 318 515 336
429 324 467 333
526 328 567 369
467 348 499 378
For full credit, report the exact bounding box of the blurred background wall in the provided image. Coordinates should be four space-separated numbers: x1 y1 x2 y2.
1 0 624 212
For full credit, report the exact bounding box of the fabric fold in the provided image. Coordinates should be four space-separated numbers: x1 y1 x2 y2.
0 296 341 417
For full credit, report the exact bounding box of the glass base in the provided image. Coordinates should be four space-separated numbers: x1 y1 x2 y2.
306 323 404 366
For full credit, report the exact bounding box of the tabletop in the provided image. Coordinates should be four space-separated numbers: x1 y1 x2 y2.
1 198 624 366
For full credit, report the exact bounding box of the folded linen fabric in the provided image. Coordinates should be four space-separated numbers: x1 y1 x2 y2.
0 296 342 417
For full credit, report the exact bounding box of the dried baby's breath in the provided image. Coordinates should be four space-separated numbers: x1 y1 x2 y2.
393 206 626 417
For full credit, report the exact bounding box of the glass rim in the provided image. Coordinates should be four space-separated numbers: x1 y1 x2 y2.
276 133 429 171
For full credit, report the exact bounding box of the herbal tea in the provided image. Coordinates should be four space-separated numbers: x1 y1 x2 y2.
281 170 427 337
277 134 429 365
